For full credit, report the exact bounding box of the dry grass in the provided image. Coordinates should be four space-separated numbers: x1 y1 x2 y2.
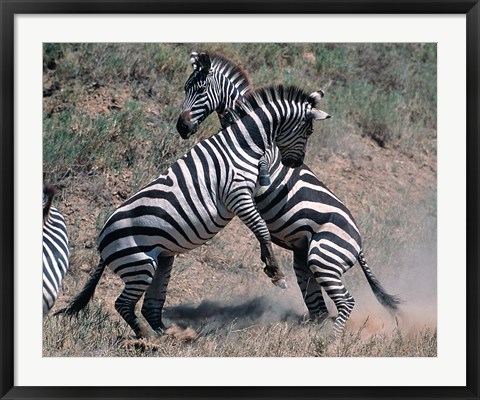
43 303 436 357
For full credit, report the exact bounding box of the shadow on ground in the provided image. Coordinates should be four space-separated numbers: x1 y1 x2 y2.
163 295 303 335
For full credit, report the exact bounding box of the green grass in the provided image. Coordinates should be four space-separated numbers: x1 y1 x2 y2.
43 43 436 184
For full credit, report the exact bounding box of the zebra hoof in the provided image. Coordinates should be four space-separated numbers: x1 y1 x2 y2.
259 176 271 186
274 278 288 289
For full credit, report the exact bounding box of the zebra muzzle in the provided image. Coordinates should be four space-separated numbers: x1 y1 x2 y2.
176 111 198 139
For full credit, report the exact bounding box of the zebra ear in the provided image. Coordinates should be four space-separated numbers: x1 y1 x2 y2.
189 52 200 70
309 108 331 120
198 53 212 71
308 90 325 106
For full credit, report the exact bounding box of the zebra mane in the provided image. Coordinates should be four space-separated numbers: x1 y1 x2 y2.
209 53 252 95
233 85 316 119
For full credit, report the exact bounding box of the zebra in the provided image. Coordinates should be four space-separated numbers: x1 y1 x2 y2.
43 183 70 315
57 85 332 338
176 52 400 337
177 52 270 186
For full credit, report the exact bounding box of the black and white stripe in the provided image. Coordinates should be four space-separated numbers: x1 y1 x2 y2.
58 86 331 338
43 183 69 315
176 52 251 139
176 52 400 337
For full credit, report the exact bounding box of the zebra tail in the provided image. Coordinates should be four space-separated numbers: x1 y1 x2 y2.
358 250 401 312
54 259 106 316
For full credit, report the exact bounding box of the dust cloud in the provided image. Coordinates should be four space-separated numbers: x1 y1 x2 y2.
346 240 437 339
163 240 437 342
163 294 304 335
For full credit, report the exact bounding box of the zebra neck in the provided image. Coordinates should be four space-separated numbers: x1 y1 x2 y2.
43 201 53 224
215 92 242 123
44 207 57 226
43 211 51 225
211 56 250 97
213 70 249 127
224 116 272 161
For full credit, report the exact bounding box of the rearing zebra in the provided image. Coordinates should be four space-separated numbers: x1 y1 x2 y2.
43 183 70 315
58 85 331 338
176 52 400 337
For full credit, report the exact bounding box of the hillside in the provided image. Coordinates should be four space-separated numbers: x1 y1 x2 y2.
43 43 437 357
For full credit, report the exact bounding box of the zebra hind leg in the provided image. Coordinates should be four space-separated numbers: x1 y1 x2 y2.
114 260 156 338
329 288 355 338
292 250 329 323
315 272 355 339
308 245 355 339
115 286 156 339
141 256 174 333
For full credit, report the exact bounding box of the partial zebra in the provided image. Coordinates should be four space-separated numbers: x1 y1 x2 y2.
176 52 400 337
43 183 69 315
58 86 331 338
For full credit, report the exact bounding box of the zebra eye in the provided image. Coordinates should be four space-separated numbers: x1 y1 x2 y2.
197 85 207 93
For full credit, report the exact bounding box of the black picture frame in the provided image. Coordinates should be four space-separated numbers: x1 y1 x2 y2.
1 1 479 399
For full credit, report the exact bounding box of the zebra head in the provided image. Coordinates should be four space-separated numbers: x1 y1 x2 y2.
276 89 331 168
237 86 331 169
176 52 215 139
177 52 251 139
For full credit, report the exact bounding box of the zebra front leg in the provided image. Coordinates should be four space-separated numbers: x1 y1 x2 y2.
293 250 329 323
229 193 286 289
141 256 174 333
258 155 271 187
260 242 287 288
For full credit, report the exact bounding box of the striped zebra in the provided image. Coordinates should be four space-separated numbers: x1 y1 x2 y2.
43 183 70 315
58 85 331 338
176 52 400 337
